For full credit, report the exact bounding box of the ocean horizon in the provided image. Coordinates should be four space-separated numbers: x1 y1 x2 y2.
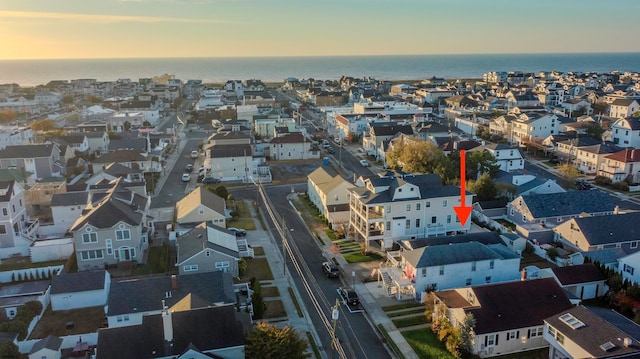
2 52 640 87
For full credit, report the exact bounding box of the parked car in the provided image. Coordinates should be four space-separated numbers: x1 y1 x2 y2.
327 147 335 154
575 179 592 190
359 160 369 167
181 173 191 182
198 166 206 174
337 287 360 306
185 164 194 172
228 227 246 237
322 261 340 278
190 150 199 159
202 176 221 184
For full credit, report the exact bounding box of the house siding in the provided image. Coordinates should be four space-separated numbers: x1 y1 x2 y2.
178 250 239 277
74 223 147 272
177 205 226 226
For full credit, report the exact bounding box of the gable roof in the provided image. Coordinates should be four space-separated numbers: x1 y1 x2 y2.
108 139 147 152
97 305 248 359
208 144 252 158
403 241 518 268
350 172 460 205
551 263 605 285
269 132 305 144
566 212 640 246
518 190 614 218
605 148 640 163
50 192 89 207
0 144 56 159
399 231 505 250
29 335 63 354
308 167 334 186
106 271 236 317
93 149 147 163
51 270 107 294
175 187 226 222
176 224 239 264
370 123 414 137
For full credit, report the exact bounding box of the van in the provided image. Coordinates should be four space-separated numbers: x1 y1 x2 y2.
190 150 198 159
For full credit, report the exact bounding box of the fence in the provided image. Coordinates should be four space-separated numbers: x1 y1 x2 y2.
0 265 64 284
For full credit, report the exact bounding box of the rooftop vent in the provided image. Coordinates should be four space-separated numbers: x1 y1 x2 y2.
600 342 616 352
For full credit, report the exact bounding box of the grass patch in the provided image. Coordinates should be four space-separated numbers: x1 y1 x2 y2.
263 299 287 319
402 328 455 359
520 251 556 270
325 229 338 241
252 246 265 256
492 348 548 359
242 257 274 281
0 258 66 272
377 324 406 359
392 315 428 328
254 201 267 230
29 305 105 339
382 303 425 312
387 308 427 318
343 252 384 263
306 332 321 359
227 200 257 230
288 287 303 317
496 219 516 232
262 286 280 298
131 244 169 276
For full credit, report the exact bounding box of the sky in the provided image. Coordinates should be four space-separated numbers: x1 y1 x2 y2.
1 0 639 60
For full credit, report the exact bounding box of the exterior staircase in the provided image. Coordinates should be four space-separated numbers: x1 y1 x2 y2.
381 270 395 297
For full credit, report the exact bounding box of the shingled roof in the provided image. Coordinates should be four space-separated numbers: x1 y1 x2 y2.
403 241 519 268
51 270 107 294
176 224 239 264
567 212 640 246
175 187 226 223
0 144 56 159
550 263 605 285
518 190 614 219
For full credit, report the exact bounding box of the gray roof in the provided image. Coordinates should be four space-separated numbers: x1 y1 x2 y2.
176 224 239 264
51 270 107 294
518 190 614 219
370 122 414 137
0 144 56 159
582 248 627 266
106 271 236 316
107 139 147 151
570 212 640 246
0 280 50 298
50 192 89 207
399 231 505 250
29 335 63 354
350 172 462 205
403 241 518 268
93 149 147 163
208 144 252 158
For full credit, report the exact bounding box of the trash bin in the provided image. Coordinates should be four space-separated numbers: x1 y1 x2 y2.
323 157 329 165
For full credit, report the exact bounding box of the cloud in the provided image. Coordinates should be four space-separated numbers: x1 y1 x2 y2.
0 10 236 24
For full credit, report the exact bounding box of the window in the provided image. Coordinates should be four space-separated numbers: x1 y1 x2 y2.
416 219 420 228
489 260 494 269
507 331 518 340
624 264 635 275
80 250 103 261
485 276 491 283
466 278 472 286
556 332 564 344
416 203 421 211
426 201 430 208
439 266 444 275
1 208 5 216
631 241 638 249
405 220 410 229
116 229 130 241
82 232 97 243
442 200 447 207
106 239 113 255
184 264 198 272
386 222 391 231
528 327 543 338
386 206 391 213
486 334 496 347
0 224 5 235
471 261 476 271
406 204 411 211
422 268 427 277
447 215 451 224
431 216 437 224
215 261 230 271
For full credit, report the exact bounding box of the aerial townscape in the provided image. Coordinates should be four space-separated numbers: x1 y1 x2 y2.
0 68 638 359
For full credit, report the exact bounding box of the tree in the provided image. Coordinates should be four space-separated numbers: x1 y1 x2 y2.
143 120 151 127
469 173 498 201
250 279 265 319
586 123 605 140
62 95 74 104
558 163 580 182
206 185 228 200
0 109 17 124
386 140 452 180
244 321 309 359
458 313 476 355
466 150 499 179
0 342 19 358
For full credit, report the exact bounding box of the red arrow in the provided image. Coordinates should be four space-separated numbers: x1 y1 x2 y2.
454 149 472 226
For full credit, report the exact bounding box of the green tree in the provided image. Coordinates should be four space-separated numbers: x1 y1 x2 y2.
458 313 476 355
62 95 74 104
143 120 151 127
386 140 452 180
250 279 265 320
586 123 605 140
206 185 228 200
0 342 19 358
466 150 499 179
558 163 580 182
469 173 498 201
244 321 309 359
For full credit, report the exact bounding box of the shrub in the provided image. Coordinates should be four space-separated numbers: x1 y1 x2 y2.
546 247 558 261
611 181 629 191
594 176 612 186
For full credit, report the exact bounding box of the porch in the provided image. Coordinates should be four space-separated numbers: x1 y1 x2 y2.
377 250 416 301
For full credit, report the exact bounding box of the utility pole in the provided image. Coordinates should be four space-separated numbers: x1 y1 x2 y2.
282 215 287 277
330 299 340 359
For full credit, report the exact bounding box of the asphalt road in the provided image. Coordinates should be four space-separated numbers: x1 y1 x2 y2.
230 183 391 359
150 138 202 209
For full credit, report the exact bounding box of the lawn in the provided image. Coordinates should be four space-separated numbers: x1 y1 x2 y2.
520 251 556 270
391 315 428 328
402 328 455 359
227 200 257 230
29 305 105 339
387 307 427 318
252 246 265 256
262 286 280 298
242 257 274 281
343 252 384 263
382 303 424 312
0 258 66 272
131 244 169 276
263 299 287 319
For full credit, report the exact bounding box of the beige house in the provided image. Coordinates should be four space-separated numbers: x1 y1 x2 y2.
307 167 354 227
176 223 241 277
598 148 640 183
175 187 226 226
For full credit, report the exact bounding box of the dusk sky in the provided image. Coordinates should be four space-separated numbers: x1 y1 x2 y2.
1 0 639 60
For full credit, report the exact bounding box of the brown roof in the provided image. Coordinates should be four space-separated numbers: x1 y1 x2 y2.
434 290 474 309
605 148 640 163
551 263 605 285
175 187 226 222
269 132 305 144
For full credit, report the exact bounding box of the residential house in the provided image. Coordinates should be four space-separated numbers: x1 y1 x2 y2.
0 280 49 320
50 192 90 236
0 144 63 179
619 250 640 285
510 113 559 145
538 263 607 301
611 117 640 148
105 271 236 327
383 240 520 300
108 138 147 152
92 149 157 174
71 131 110 155
573 142 622 175
544 305 640 359
362 122 414 160
553 212 640 254
204 132 253 182
28 335 63 359
334 114 370 140
412 122 451 143
254 117 297 139
70 178 152 272
307 167 354 227
599 148 640 183
90 162 145 185
175 223 241 277
0 181 39 258
561 99 592 116
493 171 565 200
174 187 226 226
50 270 111 311
46 134 89 154
348 172 472 249
609 99 639 119
267 132 319 160
554 136 602 163
434 278 574 358
97 305 248 359
482 144 524 172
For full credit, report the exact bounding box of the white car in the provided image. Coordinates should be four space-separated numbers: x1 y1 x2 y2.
181 173 191 182
359 160 369 167
190 150 199 159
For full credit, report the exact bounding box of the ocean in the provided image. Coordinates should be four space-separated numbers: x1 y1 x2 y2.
1 53 640 87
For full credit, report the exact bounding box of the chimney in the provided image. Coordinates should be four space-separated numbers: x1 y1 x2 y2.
521 268 528 281
171 275 177 290
453 141 458 150
614 205 620 215
162 301 173 343
624 337 633 348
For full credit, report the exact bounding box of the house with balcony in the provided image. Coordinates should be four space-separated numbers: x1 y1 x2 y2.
573 142 622 175
0 181 39 258
553 212 640 255
348 171 472 250
362 122 414 160
0 144 63 179
510 113 558 145
307 167 354 227
610 117 640 148
598 148 640 183
544 306 640 359
70 178 152 272
434 278 574 358
204 132 254 182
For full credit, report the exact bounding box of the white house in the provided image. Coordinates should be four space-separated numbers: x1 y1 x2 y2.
610 117 640 148
50 192 91 236
510 113 559 145
267 132 319 160
619 250 640 285
482 144 524 172
598 148 640 183
307 167 354 227
174 187 226 226
537 263 608 301
50 270 111 311
28 335 63 359
609 98 639 119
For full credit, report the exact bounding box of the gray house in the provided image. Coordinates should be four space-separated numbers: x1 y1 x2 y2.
176 223 240 277
70 178 152 272
0 144 63 179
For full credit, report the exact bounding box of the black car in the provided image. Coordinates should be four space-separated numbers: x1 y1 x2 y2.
322 261 339 278
185 164 194 172
228 227 246 237
338 287 360 306
202 176 221 184
575 179 592 190
327 147 335 154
